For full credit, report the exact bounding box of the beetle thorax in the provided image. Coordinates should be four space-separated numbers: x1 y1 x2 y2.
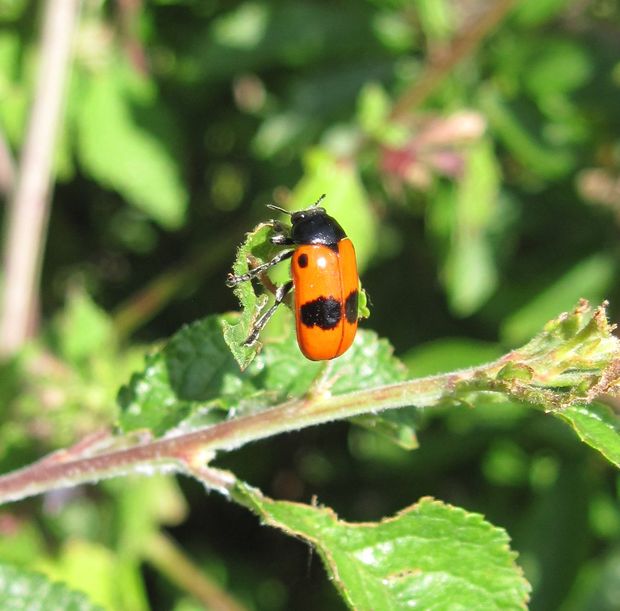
290 208 347 245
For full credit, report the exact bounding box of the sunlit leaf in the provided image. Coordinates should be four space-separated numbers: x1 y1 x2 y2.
222 223 275 370
36 540 147 611
238 485 530 610
513 0 569 25
524 39 593 98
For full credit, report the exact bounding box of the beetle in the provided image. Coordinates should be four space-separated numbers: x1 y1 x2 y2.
226 195 359 360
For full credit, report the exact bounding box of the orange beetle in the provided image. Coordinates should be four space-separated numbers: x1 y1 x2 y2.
226 196 359 360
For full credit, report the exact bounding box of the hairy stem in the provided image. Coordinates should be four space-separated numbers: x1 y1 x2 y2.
0 369 470 506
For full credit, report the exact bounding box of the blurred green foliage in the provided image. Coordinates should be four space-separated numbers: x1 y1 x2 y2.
1 0 620 609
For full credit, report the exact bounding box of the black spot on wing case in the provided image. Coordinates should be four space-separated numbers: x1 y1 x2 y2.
300 296 342 329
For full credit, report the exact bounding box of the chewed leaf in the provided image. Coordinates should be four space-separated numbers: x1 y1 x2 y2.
118 316 248 435
0 563 103 610
223 222 282 369
237 485 530 610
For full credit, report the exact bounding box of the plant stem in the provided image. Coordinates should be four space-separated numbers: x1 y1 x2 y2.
0 0 81 357
390 0 518 119
0 370 464 506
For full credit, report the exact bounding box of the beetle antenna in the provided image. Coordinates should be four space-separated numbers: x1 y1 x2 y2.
266 203 292 215
312 194 326 207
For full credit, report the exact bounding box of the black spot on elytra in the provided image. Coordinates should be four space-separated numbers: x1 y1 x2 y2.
300 296 341 330
345 290 358 324
297 253 308 268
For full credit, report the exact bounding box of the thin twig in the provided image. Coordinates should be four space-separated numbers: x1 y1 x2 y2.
0 0 81 357
0 371 463 505
143 531 248 611
390 0 518 119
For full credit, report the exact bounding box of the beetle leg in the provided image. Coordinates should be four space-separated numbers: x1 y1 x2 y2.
270 220 294 246
226 249 294 287
243 281 293 346
271 233 294 246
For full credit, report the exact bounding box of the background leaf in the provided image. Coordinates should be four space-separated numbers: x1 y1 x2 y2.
501 254 616 345
0 563 103 611
75 61 187 228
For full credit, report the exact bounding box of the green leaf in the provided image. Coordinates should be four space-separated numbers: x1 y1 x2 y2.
357 83 390 137
222 223 275 369
0 0 28 20
479 86 574 179
36 540 147 611
416 0 453 40
237 485 530 610
483 301 620 412
211 2 269 49
76 62 187 228
524 39 593 98
351 408 418 450
444 235 496 316
53 289 115 366
557 403 620 468
372 12 416 53
0 563 103 610
0 31 28 148
513 0 569 25
119 313 406 439
118 316 241 435
356 83 408 146
431 139 501 316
